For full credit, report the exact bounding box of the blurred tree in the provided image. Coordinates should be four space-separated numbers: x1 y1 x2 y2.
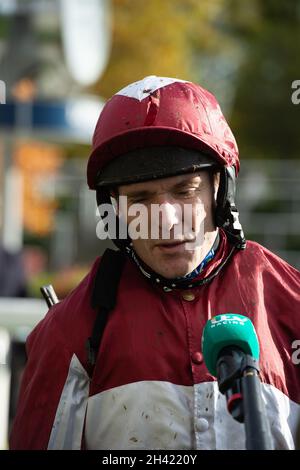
225 0 300 160
92 0 226 98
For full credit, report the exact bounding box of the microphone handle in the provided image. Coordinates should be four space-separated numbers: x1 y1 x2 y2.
242 368 274 450
216 348 274 449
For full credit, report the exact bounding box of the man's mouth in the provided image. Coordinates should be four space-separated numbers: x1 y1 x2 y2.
155 240 188 253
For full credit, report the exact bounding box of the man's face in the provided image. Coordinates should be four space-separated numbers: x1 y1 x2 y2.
118 171 219 279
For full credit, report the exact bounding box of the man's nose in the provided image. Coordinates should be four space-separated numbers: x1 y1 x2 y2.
158 201 181 231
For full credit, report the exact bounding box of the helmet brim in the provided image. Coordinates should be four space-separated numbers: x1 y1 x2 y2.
95 146 220 187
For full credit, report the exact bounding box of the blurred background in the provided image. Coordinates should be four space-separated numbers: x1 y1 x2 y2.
0 0 299 449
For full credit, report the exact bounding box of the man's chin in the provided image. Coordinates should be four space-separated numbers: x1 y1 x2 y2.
146 251 196 278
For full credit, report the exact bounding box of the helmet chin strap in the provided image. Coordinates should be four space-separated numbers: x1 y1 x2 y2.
215 166 246 250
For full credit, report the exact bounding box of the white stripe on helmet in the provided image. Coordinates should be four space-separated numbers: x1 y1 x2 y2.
116 75 188 101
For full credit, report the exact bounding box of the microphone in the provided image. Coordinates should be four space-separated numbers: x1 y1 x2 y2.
201 313 273 450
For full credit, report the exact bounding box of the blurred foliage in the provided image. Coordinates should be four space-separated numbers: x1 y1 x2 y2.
28 264 89 299
225 0 300 160
62 142 90 160
92 0 226 97
0 15 9 37
286 235 300 251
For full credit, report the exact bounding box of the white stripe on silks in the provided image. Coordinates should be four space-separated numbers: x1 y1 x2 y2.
85 380 245 450
47 359 300 450
262 382 300 449
47 354 90 450
84 381 300 450
116 76 188 101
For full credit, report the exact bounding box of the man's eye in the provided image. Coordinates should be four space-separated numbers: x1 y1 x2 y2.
176 189 196 197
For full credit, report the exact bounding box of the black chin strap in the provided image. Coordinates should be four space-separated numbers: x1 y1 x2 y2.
215 167 246 250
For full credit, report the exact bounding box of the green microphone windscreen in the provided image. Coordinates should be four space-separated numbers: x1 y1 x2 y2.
201 314 260 376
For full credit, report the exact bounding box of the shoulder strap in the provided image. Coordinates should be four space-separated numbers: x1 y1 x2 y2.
86 248 126 368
